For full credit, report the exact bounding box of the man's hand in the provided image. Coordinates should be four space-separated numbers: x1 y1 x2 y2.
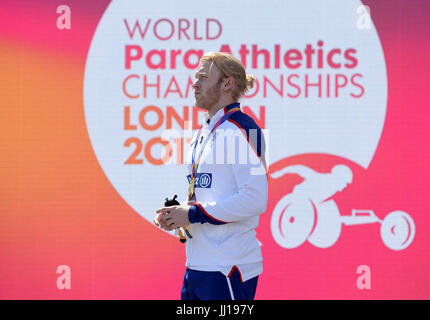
153 211 168 229
154 205 191 231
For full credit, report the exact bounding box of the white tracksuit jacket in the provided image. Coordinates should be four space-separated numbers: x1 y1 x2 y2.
184 102 268 282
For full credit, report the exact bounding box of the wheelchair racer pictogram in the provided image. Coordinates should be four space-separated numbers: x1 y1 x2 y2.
270 164 415 250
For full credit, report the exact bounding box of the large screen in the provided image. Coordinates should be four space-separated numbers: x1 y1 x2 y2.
0 0 429 299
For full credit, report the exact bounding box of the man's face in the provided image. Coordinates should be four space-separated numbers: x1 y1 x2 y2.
192 60 223 111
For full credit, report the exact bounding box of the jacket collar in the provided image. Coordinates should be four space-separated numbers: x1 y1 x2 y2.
204 102 240 129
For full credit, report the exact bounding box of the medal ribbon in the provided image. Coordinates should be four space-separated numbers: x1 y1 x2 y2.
190 107 240 182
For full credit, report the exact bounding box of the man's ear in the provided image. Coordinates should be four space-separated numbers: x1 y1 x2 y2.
222 76 234 91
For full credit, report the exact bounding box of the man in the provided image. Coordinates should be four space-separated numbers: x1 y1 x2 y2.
154 52 268 300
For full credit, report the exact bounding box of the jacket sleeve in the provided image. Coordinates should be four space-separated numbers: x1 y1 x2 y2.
188 128 268 224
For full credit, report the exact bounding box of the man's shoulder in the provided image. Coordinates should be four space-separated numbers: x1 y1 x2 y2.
225 110 266 159
227 110 262 132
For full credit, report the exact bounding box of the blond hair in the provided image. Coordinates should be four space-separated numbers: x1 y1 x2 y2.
199 52 256 100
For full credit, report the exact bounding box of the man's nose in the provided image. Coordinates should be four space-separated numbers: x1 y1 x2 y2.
192 79 200 89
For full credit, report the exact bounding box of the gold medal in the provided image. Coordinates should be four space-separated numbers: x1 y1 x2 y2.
188 177 195 200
